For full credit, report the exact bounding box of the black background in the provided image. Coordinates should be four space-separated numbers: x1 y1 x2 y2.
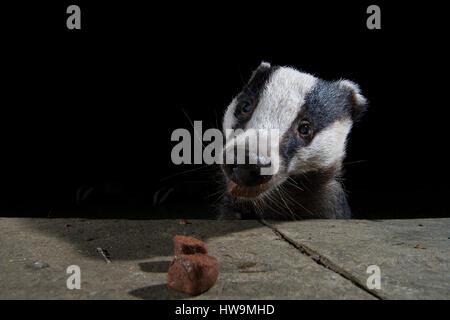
1 1 447 219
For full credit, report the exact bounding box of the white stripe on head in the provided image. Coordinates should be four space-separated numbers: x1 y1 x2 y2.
246 67 317 136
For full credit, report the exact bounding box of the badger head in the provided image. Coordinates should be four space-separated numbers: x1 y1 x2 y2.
221 62 367 200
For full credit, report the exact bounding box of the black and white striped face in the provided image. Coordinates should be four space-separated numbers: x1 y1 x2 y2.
222 62 367 199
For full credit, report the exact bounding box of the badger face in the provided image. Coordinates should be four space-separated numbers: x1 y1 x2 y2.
221 62 367 200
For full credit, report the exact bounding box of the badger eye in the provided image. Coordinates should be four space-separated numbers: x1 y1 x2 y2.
241 103 252 113
298 121 311 137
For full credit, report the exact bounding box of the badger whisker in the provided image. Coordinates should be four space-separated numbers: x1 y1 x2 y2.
282 181 317 217
278 185 301 220
286 179 304 192
160 164 214 182
181 108 206 149
343 159 368 166
264 188 295 220
276 187 298 220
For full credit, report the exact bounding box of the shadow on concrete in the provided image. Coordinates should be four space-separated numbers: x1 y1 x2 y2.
129 284 192 300
18 213 262 261
139 261 171 273
128 261 206 299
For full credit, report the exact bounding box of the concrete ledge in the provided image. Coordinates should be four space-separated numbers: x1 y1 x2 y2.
0 217 448 299
266 218 450 300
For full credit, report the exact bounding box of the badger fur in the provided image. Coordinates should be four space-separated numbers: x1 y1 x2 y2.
217 62 367 220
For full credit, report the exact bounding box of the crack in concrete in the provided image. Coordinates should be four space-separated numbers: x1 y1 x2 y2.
259 219 385 300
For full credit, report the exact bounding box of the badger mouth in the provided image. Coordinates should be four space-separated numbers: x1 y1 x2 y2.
228 180 267 198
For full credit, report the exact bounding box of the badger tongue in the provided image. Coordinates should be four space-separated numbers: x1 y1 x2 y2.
228 180 263 198
228 180 239 197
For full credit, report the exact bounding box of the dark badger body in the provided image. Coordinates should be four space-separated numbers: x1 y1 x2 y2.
217 62 367 220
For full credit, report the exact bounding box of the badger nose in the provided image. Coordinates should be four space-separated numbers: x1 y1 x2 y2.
224 163 272 187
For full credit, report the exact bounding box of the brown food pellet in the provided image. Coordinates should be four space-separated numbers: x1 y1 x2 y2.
167 254 219 295
167 235 219 295
173 235 208 255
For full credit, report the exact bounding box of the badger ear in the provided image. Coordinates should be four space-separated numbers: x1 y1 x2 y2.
338 79 368 121
248 61 271 81
257 61 271 70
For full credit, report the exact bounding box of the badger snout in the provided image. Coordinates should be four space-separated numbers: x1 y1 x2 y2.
222 128 280 198
223 162 272 187
222 146 276 198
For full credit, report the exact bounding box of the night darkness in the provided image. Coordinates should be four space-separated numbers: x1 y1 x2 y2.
1 1 447 219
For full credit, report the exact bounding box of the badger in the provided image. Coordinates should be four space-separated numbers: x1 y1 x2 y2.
217 62 367 220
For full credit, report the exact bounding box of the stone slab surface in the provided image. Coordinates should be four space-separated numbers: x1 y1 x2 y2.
267 219 450 300
0 218 374 299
